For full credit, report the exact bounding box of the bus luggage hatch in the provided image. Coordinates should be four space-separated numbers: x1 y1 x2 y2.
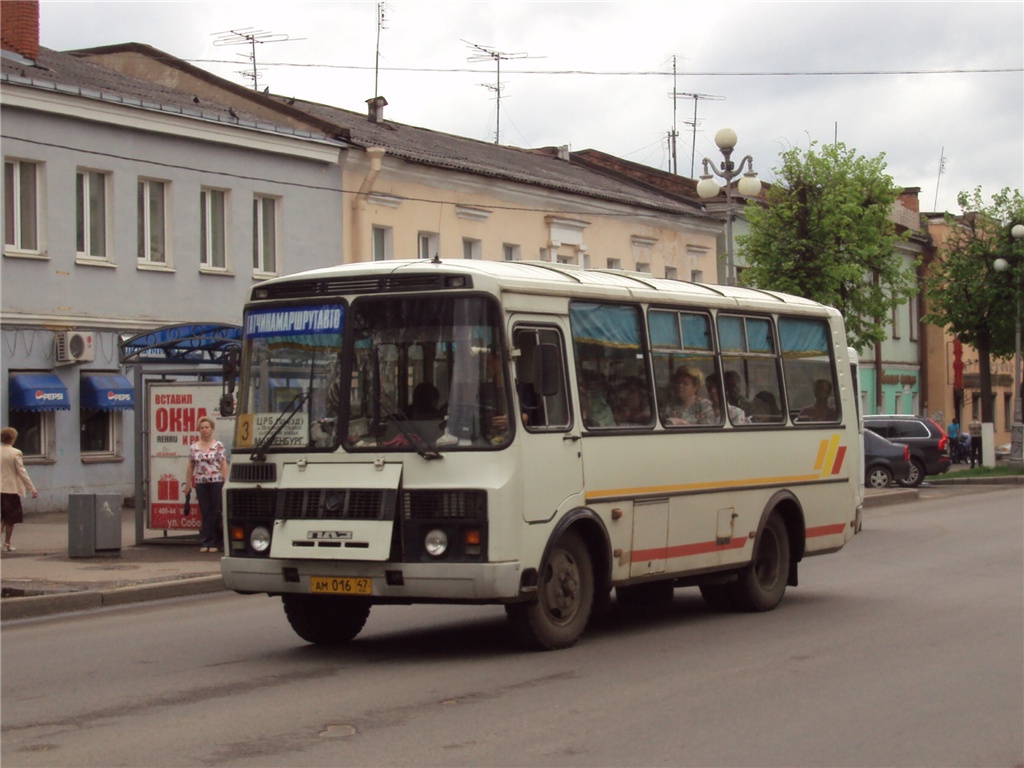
269 462 401 561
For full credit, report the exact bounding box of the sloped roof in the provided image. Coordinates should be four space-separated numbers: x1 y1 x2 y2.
273 95 706 216
1 45 325 138
3 43 709 218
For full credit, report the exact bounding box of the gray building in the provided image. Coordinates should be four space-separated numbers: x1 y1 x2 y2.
2 17 345 510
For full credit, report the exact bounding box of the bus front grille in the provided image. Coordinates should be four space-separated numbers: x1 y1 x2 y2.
402 490 486 520
228 488 397 521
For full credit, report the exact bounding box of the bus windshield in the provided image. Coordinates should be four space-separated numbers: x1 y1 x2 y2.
234 295 512 454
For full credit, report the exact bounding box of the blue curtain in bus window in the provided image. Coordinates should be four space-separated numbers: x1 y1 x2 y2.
649 310 711 351
778 317 829 356
747 318 774 353
718 316 745 352
570 303 641 349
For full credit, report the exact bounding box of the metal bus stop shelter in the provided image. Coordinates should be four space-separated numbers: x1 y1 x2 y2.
120 323 240 545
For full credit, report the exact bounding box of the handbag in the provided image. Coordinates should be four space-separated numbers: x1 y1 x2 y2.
182 490 192 516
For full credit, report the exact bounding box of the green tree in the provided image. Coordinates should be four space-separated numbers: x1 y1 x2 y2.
738 141 917 350
923 187 1024 423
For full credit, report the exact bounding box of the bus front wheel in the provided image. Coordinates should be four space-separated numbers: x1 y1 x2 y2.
282 594 371 645
506 531 594 650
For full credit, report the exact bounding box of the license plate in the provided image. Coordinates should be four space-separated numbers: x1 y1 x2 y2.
309 576 372 595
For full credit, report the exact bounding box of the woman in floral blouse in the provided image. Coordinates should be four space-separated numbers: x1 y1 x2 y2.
186 416 228 553
661 365 714 426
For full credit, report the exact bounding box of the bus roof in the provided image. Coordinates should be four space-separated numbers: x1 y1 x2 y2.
255 259 834 316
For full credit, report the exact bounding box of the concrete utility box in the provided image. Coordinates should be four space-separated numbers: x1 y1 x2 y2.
68 494 122 557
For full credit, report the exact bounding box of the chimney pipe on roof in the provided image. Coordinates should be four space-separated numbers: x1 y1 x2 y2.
557 145 571 162
1 0 40 60
366 96 388 123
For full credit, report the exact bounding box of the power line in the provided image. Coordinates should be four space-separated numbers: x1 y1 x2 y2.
188 59 1022 77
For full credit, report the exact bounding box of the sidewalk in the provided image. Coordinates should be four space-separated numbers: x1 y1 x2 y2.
1 506 223 621
2 467 1018 622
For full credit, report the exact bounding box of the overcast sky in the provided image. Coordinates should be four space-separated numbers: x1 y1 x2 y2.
39 0 1024 214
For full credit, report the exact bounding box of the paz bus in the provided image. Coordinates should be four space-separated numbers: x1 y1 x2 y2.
221 259 862 650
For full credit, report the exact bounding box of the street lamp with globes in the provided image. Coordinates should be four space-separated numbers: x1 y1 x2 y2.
696 128 762 287
994 222 1024 464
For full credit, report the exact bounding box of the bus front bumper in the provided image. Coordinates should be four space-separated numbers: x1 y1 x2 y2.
221 556 526 602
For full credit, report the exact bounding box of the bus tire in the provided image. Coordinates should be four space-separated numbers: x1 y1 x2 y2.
732 513 790 612
282 594 371 645
506 531 594 650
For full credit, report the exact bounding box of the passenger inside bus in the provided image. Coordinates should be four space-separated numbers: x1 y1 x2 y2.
706 373 747 425
797 378 838 422
750 390 783 422
662 365 714 426
612 376 652 426
407 382 444 420
579 370 615 427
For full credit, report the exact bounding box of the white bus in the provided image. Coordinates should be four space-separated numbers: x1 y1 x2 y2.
222 259 862 650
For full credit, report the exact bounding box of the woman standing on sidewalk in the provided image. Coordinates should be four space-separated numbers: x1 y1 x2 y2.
1 427 38 552
186 416 228 553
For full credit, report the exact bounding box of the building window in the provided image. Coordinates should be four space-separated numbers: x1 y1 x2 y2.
372 225 393 261
80 409 117 455
691 269 704 283
253 195 278 273
503 243 521 262
462 238 481 260
665 266 678 280
607 258 621 270
636 262 650 273
200 188 227 270
4 159 41 253
890 304 901 339
418 231 439 260
137 178 168 265
909 296 919 341
7 411 50 460
76 169 110 260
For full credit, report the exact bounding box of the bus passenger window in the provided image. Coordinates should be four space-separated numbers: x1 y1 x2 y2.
513 327 571 430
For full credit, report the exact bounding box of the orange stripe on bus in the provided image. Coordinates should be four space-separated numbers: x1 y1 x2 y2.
806 523 846 538
585 474 823 502
813 439 828 471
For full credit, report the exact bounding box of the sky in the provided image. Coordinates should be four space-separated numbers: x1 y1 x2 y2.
38 0 1024 215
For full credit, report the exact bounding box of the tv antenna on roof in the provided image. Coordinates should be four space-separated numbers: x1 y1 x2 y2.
212 27 305 91
667 56 723 176
464 40 544 144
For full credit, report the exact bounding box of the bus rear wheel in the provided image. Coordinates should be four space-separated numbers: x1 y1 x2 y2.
282 594 371 645
506 531 594 650
732 513 790 612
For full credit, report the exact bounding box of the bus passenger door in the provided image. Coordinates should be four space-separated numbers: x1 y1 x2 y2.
511 322 584 522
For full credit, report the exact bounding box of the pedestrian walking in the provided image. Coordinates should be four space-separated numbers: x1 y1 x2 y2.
1 427 38 552
185 416 228 553
968 416 983 468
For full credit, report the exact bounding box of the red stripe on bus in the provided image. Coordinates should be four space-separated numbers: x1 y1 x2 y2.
830 446 847 475
632 536 747 563
806 523 846 538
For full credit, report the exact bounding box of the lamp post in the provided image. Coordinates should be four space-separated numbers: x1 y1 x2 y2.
696 128 762 286
994 222 1024 465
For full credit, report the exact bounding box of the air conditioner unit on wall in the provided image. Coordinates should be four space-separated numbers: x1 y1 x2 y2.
54 331 95 364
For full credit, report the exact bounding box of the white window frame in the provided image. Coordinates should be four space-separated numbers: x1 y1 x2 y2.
253 195 279 275
372 225 393 261
418 231 439 260
76 168 111 262
4 158 44 256
80 407 121 459
665 266 678 280
138 178 170 267
503 243 521 262
607 258 621 270
691 269 704 283
200 187 228 271
6 409 55 462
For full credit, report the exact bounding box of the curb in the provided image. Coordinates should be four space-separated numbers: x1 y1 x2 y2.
863 489 919 507
1 575 225 621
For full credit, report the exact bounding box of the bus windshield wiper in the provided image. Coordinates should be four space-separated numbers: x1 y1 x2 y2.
250 391 308 462
380 402 443 461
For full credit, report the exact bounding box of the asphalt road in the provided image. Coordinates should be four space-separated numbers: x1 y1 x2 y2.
2 486 1021 768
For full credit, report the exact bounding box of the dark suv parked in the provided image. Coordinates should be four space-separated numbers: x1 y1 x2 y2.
863 415 951 487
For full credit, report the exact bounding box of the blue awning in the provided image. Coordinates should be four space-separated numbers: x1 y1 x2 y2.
8 373 71 412
80 374 135 411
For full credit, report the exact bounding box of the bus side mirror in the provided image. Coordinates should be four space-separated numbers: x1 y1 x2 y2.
533 343 561 397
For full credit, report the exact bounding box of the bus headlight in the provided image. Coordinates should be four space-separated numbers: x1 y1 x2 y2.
250 526 272 553
424 528 448 558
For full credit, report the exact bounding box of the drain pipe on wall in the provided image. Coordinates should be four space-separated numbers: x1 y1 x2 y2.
350 146 386 263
